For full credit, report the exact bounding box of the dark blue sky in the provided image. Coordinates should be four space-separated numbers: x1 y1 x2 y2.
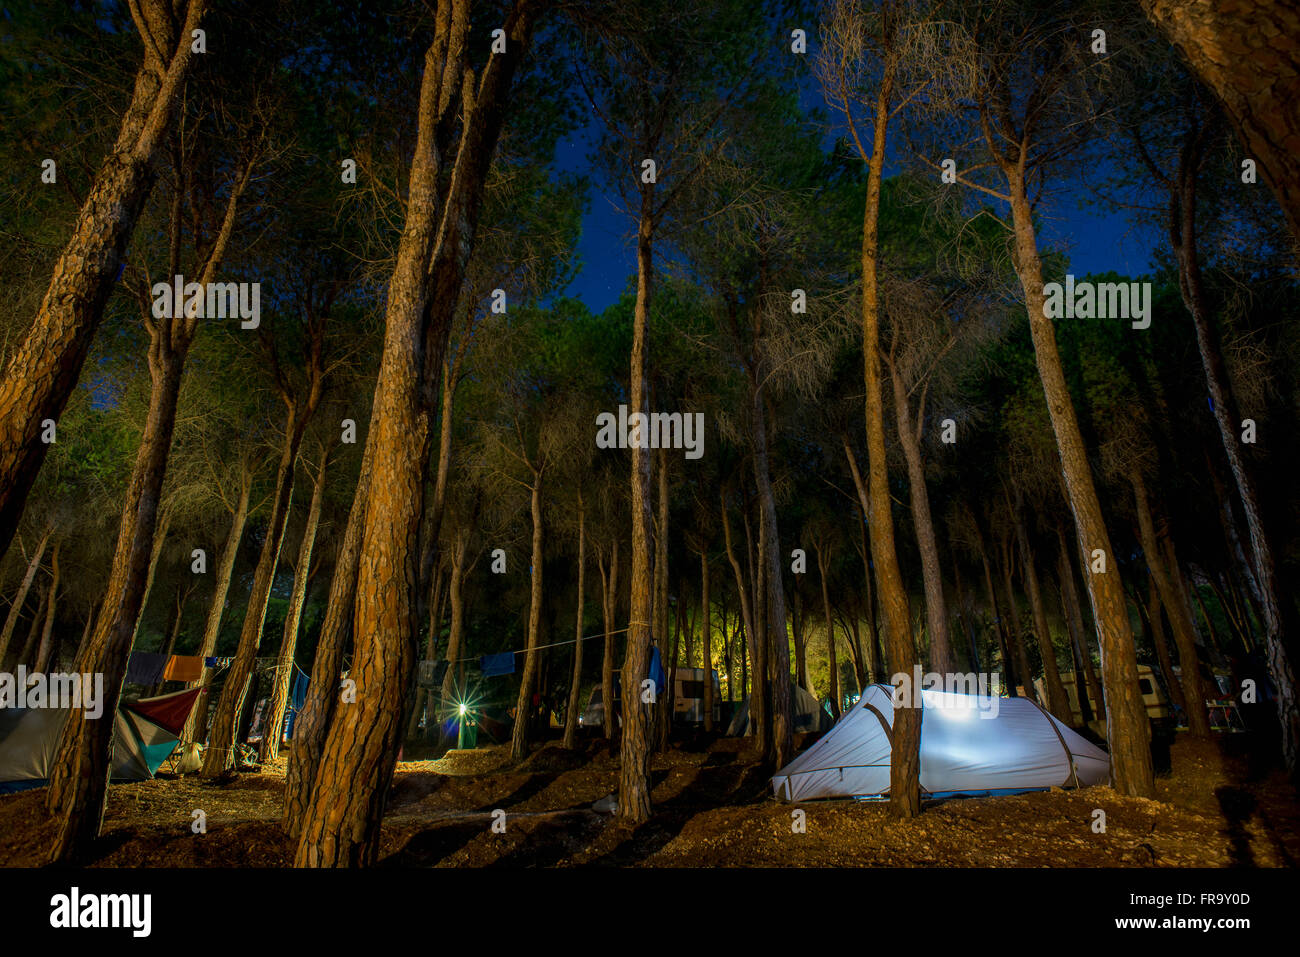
552 64 1163 314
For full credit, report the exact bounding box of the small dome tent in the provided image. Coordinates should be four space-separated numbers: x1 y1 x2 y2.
772 683 1109 802
727 684 832 737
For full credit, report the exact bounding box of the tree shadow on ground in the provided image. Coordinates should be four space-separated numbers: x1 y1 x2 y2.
379 819 486 867
585 762 770 866
475 771 560 812
486 810 608 867
1215 785 1258 866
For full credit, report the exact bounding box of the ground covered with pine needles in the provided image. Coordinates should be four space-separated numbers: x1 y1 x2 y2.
0 734 1295 867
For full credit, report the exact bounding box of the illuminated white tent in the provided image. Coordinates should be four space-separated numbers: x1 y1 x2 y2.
772 683 1109 802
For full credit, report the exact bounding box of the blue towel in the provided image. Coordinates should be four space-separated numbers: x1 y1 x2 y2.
284 671 310 739
648 647 665 697
126 652 168 686
480 652 516 677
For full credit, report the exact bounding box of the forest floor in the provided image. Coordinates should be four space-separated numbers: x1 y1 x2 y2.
0 732 1296 867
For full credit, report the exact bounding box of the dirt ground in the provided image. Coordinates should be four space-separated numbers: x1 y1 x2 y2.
1 733 1296 867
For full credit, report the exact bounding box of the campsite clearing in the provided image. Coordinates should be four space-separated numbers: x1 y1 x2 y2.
0 735 1295 867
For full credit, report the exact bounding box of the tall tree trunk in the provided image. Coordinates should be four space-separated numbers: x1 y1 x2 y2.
283 443 372 838
0 0 206 560
743 493 769 752
618 183 656 822
16 584 49 671
0 529 50 667
183 474 251 744
791 587 807 693
816 543 840 721
721 492 756 711
700 548 713 731
1146 571 1186 711
600 539 618 742
890 361 953 673
653 446 672 753
1132 474 1211 736
1166 134 1297 762
858 80 919 818
512 474 546 760
439 533 469 706
416 356 457 635
1057 524 1104 719
974 519 1015 695
1006 165 1154 797
294 0 540 866
1014 504 1071 721
261 450 329 762
999 539 1036 699
563 505 586 749
202 409 306 777
45 350 186 861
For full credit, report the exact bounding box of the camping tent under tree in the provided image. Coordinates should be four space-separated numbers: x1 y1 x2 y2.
772 684 1109 802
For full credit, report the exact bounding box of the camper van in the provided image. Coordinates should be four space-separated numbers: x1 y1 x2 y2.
671 668 722 726
1035 664 1172 734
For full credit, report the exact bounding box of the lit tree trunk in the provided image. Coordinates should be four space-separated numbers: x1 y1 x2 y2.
753 443 794 766
816 543 840 721
720 490 756 715
859 80 920 817
619 205 656 823
183 472 251 744
790 588 807 693
600 539 618 742
512 474 546 760
1142 0 1300 241
562 504 586 749
700 548 713 731
130 505 172 647
1006 166 1153 797
1014 505 1071 721
261 449 329 762
0 0 206 560
653 446 671 753
416 355 457 633
45 349 186 861
889 360 953 673
283 443 372 838
1132 475 1210 736
0 528 50 666
294 0 540 867
439 533 469 706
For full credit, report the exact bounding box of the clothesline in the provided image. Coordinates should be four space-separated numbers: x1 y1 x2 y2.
447 626 630 663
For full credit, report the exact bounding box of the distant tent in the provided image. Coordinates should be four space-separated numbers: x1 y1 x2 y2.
0 688 200 794
727 684 832 736
771 684 1109 802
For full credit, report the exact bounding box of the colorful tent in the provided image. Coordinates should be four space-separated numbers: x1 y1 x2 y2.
0 688 200 794
771 683 1110 802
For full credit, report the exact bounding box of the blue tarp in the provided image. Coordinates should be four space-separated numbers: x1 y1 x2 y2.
480 652 516 677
